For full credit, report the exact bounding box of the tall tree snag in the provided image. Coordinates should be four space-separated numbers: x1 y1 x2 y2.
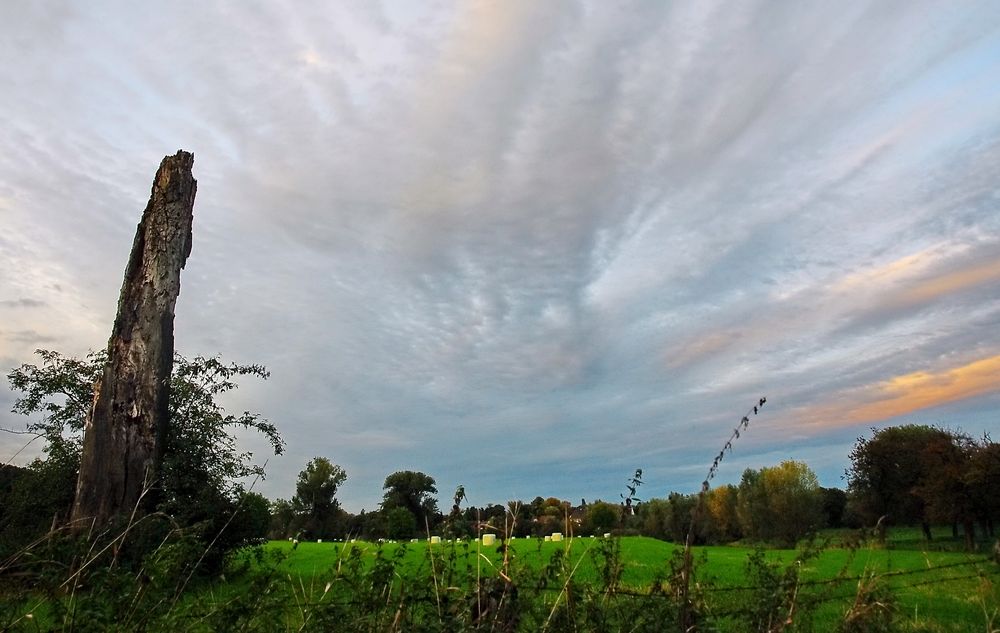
71 151 196 529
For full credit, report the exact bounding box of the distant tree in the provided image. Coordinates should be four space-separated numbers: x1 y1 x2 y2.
737 468 767 542
344 509 368 539
704 484 742 542
761 461 824 546
639 498 671 541
362 509 389 539
232 491 272 544
635 488 742 545
381 471 438 531
584 502 619 535
269 498 296 539
471 503 508 537
819 487 848 529
529 496 546 517
543 497 566 511
847 425 956 540
967 438 1000 538
293 457 347 539
913 432 978 546
673 492 704 543
385 507 418 539
739 461 823 546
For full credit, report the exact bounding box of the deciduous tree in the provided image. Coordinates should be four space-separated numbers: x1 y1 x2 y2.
738 461 823 546
292 457 347 538
4 349 283 560
847 425 956 540
967 438 1000 538
584 502 619 535
380 470 438 531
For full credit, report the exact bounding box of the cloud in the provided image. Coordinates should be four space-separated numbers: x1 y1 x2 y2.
2 1 1000 509
892 257 1000 307
786 355 1000 430
0 299 45 308
1 330 58 345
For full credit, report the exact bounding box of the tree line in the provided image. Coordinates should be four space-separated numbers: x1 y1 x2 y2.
269 426 1000 551
4 348 999 578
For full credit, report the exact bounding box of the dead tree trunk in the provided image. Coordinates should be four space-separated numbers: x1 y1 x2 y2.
70 151 196 530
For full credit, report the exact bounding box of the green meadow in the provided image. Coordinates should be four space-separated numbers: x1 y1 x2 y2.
6 529 997 631
259 531 999 631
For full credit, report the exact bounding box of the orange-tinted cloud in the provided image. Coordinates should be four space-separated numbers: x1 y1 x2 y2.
666 329 743 369
793 354 1000 429
831 247 1000 311
893 257 1000 306
830 246 945 295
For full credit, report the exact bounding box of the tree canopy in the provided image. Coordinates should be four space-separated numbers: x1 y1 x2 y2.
848 425 956 539
292 457 347 538
381 470 438 531
848 425 1000 546
737 460 824 547
3 349 283 562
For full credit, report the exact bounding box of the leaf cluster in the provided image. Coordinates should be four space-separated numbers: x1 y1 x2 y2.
3 349 284 564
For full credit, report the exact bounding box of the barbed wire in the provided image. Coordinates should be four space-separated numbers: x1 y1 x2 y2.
251 556 999 610
701 555 996 593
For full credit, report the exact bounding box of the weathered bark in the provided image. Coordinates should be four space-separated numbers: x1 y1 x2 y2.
70 151 196 529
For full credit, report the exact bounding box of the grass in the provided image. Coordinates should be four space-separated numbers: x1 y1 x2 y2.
5 528 997 631
256 531 999 630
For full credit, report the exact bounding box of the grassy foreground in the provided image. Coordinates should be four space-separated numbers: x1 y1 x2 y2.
257 532 999 631
5 530 998 631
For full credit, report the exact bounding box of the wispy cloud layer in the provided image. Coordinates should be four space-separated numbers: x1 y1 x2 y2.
2 1 1000 509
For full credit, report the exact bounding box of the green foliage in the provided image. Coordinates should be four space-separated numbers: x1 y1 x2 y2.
236 491 273 544
162 353 284 497
733 543 822 632
269 498 295 539
0 454 77 554
820 487 848 529
2 349 284 567
621 468 643 517
6 532 997 632
6 349 99 462
838 573 896 633
385 507 418 539
635 497 664 541
584 502 620 535
381 470 439 532
292 457 347 539
443 485 473 539
967 439 1000 536
847 425 1000 548
704 484 742 542
738 461 825 547
847 425 952 531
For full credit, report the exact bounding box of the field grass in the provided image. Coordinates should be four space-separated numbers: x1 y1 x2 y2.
6 528 996 631
259 530 1000 631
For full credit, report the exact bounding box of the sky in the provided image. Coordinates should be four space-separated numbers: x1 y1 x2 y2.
2 1 1000 513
